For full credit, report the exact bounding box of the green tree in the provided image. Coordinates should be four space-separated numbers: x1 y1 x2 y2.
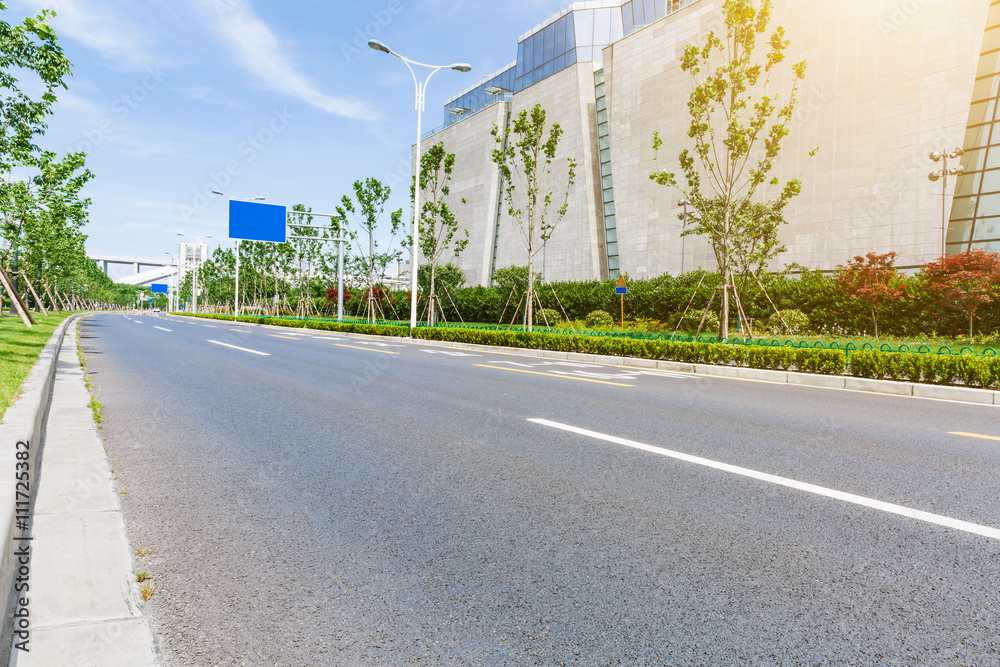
336 178 404 322
650 0 815 340
412 143 468 325
492 104 577 331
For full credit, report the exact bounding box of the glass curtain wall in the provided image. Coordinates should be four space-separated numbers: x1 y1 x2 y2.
622 0 699 35
439 65 516 130
949 1 1000 255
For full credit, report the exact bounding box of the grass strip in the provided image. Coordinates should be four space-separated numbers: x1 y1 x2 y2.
0 313 72 422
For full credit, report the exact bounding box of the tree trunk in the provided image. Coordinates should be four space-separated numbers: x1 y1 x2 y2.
719 207 731 340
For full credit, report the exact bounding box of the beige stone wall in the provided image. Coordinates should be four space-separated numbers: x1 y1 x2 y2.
605 0 989 275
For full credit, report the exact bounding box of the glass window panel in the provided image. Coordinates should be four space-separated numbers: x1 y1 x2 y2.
541 60 553 79
598 121 609 136
554 53 567 74
945 241 970 254
604 200 616 216
554 16 566 56
543 23 555 63
611 9 623 41
954 172 982 197
972 240 1000 252
516 41 525 78
655 0 666 18
577 46 593 61
967 99 997 127
595 82 605 98
603 187 615 202
594 9 612 45
608 257 620 271
600 147 611 162
578 9 595 47
977 192 1000 216
606 229 618 243
594 69 604 85
987 147 1000 170
988 3 1000 26
566 13 576 51
601 162 613 176
643 0 656 24
633 0 645 25
951 196 978 220
981 168 1000 193
623 3 634 35
947 220 974 244
533 32 544 67
962 147 988 172
565 48 577 67
605 214 616 228
600 135 611 150
522 38 533 73
514 76 524 94
596 96 607 112
965 123 992 149
606 242 619 255
602 174 614 189
973 217 1000 240
971 74 1000 102
982 27 1000 53
597 109 609 124
978 50 1000 79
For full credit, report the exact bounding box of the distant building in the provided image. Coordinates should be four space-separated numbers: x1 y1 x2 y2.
417 0 995 285
178 243 208 287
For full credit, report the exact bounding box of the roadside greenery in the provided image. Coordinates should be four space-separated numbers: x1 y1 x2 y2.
0 312 70 420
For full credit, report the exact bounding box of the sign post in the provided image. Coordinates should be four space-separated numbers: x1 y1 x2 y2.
615 275 627 328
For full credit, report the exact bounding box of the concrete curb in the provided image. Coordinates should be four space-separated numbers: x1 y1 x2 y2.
0 314 84 654
173 315 1000 407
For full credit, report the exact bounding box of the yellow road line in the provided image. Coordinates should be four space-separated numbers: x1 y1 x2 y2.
950 431 1000 442
333 343 399 355
269 334 300 340
474 364 634 387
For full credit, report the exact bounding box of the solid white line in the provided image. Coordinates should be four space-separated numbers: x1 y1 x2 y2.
529 418 1000 542
154 326 172 332
207 340 270 356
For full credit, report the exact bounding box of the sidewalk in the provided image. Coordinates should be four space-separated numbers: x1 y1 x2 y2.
9 325 159 665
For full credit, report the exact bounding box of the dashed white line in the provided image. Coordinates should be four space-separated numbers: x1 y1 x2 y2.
154 326 172 332
529 418 1000 542
207 340 270 356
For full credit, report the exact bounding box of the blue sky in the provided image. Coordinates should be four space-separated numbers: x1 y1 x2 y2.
5 0 568 265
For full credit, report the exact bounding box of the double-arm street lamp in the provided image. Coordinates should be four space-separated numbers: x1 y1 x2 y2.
176 233 212 313
367 38 471 329
928 148 965 258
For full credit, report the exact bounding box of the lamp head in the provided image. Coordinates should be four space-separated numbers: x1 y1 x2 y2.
451 63 472 72
930 151 942 162
928 172 941 182
368 39 391 54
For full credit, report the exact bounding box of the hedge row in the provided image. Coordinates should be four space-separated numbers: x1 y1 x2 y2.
849 350 1000 388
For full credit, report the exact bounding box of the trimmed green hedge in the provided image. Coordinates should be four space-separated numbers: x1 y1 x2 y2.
849 349 1000 388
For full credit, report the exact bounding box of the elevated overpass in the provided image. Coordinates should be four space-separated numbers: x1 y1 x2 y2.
91 255 178 286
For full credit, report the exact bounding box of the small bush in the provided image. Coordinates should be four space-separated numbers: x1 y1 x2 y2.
585 310 615 328
533 308 563 327
669 310 720 336
766 309 810 335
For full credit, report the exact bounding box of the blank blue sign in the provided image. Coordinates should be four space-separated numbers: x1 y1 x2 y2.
615 286 627 295
228 200 287 243
150 283 169 293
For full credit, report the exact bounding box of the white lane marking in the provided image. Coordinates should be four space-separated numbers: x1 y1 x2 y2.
133 320 143 324
207 340 270 356
421 349 483 357
529 418 1000 542
154 326 172 332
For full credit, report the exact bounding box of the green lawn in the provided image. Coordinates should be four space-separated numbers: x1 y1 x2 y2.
0 313 72 422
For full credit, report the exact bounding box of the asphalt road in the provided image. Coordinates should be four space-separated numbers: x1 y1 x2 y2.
80 312 1000 666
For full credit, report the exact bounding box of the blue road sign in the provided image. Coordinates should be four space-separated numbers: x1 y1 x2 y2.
615 286 627 295
150 283 168 294
228 200 287 243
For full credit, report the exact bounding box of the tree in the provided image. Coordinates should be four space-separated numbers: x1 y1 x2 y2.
922 249 1000 336
492 104 577 331
336 178 403 323
412 143 468 325
650 0 815 340
833 252 904 337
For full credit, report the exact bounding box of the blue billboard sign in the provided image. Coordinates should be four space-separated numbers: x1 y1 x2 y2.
228 200 287 243
150 283 169 294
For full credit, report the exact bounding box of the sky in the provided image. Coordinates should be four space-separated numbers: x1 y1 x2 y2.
4 0 569 270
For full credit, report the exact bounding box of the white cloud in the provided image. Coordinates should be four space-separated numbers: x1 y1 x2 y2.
200 1 374 119
11 0 158 71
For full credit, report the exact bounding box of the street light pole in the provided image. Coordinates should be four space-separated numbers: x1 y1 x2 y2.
177 233 212 313
368 39 471 329
928 148 965 258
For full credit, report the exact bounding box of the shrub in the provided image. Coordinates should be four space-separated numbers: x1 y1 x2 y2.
668 309 720 336
585 310 615 328
766 309 810 335
533 308 563 327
